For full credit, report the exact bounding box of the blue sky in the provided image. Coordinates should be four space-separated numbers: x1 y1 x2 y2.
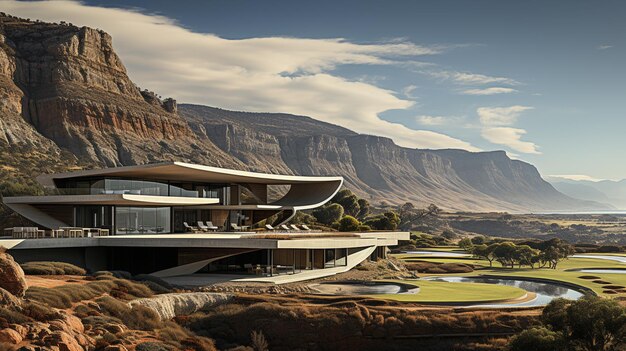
5 0 626 180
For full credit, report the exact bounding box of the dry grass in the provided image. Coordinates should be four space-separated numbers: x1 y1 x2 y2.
183 296 537 351
21 261 86 275
25 276 154 308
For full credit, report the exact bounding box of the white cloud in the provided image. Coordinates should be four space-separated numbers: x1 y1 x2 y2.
461 87 518 95
477 105 533 126
481 127 540 154
546 174 606 182
427 70 519 86
402 85 418 98
2 0 479 151
416 115 463 126
477 106 539 154
597 45 613 50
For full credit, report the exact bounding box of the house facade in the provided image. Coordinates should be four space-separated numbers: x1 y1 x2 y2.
1 162 408 283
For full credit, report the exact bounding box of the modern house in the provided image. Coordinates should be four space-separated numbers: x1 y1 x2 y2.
0 162 408 283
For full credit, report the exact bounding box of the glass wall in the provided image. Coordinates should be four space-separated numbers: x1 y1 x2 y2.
74 206 113 228
57 178 232 203
115 207 170 234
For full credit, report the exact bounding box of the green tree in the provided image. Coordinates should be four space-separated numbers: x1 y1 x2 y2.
458 238 473 250
331 189 360 217
508 327 563 351
312 203 344 225
513 245 539 268
363 211 400 230
338 215 360 232
564 296 626 351
356 198 370 219
471 244 497 267
493 242 517 268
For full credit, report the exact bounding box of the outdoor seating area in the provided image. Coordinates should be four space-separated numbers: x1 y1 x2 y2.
5 227 110 239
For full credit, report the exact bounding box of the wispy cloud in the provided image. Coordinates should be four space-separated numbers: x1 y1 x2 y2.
597 44 613 50
416 115 463 126
477 105 533 126
481 127 540 154
3 0 479 151
427 70 520 86
461 87 518 95
402 85 419 99
477 106 538 154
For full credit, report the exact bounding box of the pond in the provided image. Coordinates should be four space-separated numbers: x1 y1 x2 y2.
403 250 470 257
423 276 585 307
309 281 418 295
572 254 626 264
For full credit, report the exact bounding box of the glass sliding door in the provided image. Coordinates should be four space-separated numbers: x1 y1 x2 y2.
115 206 171 235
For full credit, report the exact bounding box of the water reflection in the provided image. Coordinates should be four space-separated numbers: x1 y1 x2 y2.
310 282 410 295
424 276 584 307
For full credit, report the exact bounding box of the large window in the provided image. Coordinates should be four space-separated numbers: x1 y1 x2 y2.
115 207 171 234
75 206 113 228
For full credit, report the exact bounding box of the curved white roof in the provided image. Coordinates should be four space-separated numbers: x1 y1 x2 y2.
37 162 343 186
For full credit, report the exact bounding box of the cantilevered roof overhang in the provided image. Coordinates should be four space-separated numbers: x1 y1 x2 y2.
34 162 344 211
37 162 344 186
3 194 220 206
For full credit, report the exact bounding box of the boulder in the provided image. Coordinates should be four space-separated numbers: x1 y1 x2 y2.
0 287 21 307
0 252 27 296
104 345 128 351
0 328 22 344
48 331 82 351
129 292 233 320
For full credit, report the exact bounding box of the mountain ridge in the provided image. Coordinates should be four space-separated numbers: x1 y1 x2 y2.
0 13 609 213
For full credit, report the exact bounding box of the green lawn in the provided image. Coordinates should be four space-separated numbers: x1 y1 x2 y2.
372 279 527 303
392 249 626 297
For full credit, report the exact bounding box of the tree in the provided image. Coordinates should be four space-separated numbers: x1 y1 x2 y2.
458 238 473 250
332 189 360 217
356 198 370 219
530 296 626 351
470 236 486 245
508 327 563 351
312 203 344 225
338 216 360 232
564 296 626 351
363 211 400 230
493 242 517 268
471 244 497 267
513 245 539 268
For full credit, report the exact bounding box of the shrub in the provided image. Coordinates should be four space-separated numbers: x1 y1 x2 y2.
20 261 86 275
338 216 360 232
96 296 161 331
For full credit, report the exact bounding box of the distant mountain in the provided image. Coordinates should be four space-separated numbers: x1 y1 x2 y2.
550 179 626 210
0 14 610 213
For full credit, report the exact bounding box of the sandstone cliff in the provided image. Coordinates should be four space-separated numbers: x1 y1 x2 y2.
0 14 607 212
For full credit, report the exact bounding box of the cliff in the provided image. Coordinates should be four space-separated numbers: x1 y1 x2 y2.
0 14 607 212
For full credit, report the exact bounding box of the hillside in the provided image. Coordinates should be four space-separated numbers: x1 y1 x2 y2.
0 13 608 213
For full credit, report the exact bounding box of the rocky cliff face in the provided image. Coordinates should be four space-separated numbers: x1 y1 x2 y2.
181 105 605 212
0 14 240 170
0 14 606 212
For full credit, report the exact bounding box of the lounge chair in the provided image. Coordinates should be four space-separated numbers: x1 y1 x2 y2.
231 223 242 231
280 224 291 231
205 221 219 231
197 221 210 232
183 222 199 233
290 224 301 231
265 224 276 231
301 224 312 231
